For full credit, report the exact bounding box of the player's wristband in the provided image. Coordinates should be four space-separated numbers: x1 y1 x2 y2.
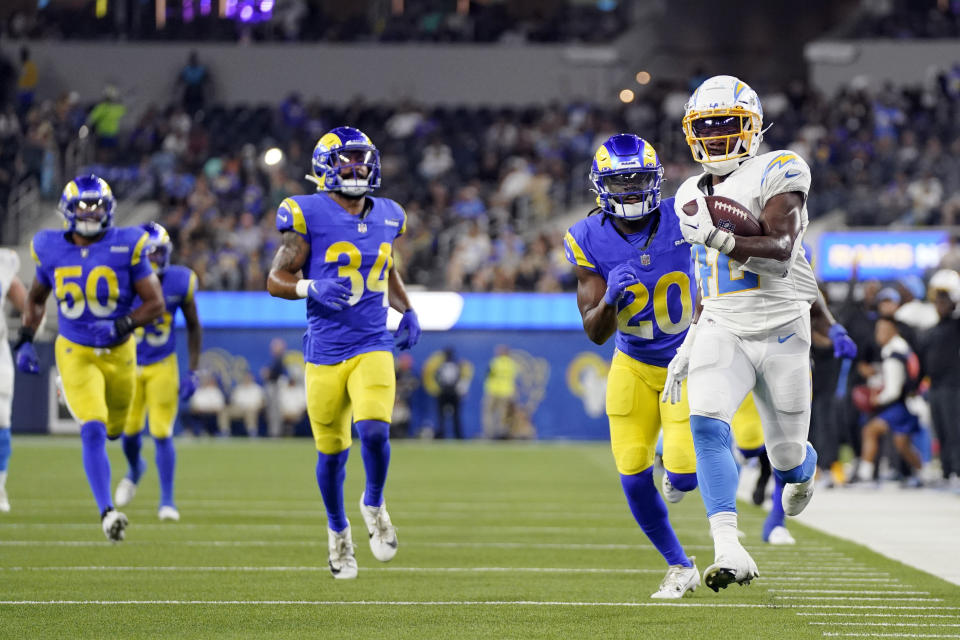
295 279 314 299
12 326 34 350
114 315 135 340
705 228 735 254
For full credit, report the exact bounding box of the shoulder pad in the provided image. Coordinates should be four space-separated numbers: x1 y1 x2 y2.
277 197 308 236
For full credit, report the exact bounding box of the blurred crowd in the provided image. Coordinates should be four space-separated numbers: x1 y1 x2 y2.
841 0 960 39
2 1 628 44
2 45 960 292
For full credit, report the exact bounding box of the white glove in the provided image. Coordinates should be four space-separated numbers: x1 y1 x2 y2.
661 322 698 404
678 196 735 254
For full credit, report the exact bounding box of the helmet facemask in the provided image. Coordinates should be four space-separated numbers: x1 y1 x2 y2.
593 167 664 221
146 243 171 274
683 108 763 175
73 197 110 236
327 148 379 197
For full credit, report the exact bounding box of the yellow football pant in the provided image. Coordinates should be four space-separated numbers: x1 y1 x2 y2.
607 350 696 475
55 334 137 438
731 391 764 451
305 350 395 454
125 353 180 439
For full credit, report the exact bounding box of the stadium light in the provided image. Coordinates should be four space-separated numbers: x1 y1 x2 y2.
635 71 651 85
619 89 635 103
264 148 284 166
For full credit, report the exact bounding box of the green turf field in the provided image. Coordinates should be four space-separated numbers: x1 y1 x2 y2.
1 437 958 639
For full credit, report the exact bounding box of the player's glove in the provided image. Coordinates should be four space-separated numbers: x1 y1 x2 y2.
307 277 353 312
13 327 39 375
828 323 857 360
661 322 698 404
114 315 136 341
678 195 735 254
180 370 199 400
394 309 421 350
604 262 642 306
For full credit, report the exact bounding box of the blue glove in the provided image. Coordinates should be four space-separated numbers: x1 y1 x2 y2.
394 309 421 350
15 341 39 374
828 323 857 359
180 370 199 401
308 277 352 312
604 262 641 306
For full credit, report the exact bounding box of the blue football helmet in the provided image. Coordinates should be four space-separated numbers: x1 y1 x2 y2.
590 134 664 220
58 174 116 236
141 221 172 274
307 126 381 196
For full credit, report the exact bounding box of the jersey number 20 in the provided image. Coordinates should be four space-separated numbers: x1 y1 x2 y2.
617 271 693 338
325 241 392 307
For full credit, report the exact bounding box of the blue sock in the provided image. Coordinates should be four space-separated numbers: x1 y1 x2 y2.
0 427 10 472
774 442 818 484
121 432 145 483
763 476 786 541
621 468 691 567
316 449 350 532
356 419 391 507
738 445 765 460
80 421 113 514
155 437 176 508
690 416 740 517
665 470 698 492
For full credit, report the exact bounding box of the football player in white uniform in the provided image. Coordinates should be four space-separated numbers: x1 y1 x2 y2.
0 249 28 512
663 75 857 591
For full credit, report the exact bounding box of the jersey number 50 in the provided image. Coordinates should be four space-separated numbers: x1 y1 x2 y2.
325 241 392 307
54 265 119 319
617 271 694 338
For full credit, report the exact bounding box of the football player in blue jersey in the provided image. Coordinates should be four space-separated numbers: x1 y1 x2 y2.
564 134 702 598
266 126 421 579
14 175 165 541
113 222 202 522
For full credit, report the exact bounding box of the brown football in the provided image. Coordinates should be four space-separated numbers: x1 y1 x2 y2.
682 195 762 237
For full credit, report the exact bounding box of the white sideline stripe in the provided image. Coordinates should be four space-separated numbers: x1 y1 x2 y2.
0 566 670 575
812 623 960 628
771 571 890 577
771 589 929 595
0 600 957 611
760 578 901 583
822 633 960 638
799 614 960 619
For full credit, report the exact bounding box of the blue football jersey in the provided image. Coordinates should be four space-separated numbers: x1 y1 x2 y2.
31 226 154 348
564 198 696 367
276 193 406 365
136 265 197 366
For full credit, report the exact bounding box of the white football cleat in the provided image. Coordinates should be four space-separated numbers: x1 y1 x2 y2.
661 474 685 504
114 478 137 508
651 557 700 599
0 487 9 513
359 495 398 562
782 477 815 516
101 509 129 542
158 506 180 522
703 539 759 592
328 525 358 579
765 525 796 545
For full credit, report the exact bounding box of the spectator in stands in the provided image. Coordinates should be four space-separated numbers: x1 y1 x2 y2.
229 372 265 437
86 85 126 163
482 345 518 439
0 49 15 110
16 47 36 118
262 338 289 437
434 347 470 440
277 374 307 437
392 352 420 439
177 50 211 116
186 373 226 436
919 270 960 487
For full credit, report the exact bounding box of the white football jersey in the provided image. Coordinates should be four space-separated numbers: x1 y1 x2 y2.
675 150 820 335
0 249 20 343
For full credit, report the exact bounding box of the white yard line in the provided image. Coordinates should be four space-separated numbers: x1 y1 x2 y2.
770 589 930 595
811 623 960 628
0 566 671 575
0 600 957 610
798 614 960 618
775 596 944 602
821 633 960 638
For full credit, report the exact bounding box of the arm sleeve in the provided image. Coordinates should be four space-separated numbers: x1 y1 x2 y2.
129 230 155 281
758 152 811 210
277 198 309 240
563 227 598 273
875 357 906 406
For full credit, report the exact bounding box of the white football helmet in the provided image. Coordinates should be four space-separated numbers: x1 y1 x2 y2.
682 75 764 176
928 268 960 303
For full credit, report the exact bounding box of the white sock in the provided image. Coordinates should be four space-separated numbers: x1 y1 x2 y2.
857 461 875 482
709 511 740 546
0 471 6 490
